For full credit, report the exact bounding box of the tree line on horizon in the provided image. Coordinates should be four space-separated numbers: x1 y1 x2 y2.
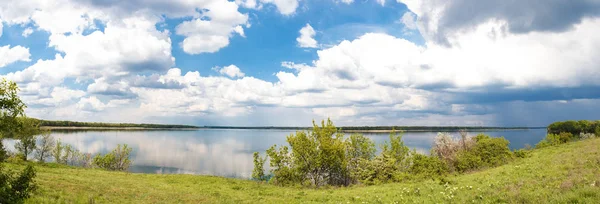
35 119 199 129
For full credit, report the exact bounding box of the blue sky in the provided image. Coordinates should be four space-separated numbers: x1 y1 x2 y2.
1 0 599 126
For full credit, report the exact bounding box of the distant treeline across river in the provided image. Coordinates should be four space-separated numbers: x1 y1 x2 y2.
34 119 544 132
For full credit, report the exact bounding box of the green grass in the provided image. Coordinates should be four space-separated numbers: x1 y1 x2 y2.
6 138 600 203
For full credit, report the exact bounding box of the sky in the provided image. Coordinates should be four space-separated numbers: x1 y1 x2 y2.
0 0 599 127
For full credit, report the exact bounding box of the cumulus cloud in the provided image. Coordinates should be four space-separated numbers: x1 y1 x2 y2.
260 0 299 15
0 45 31 68
2 0 600 126
297 23 318 48
398 0 600 45
175 0 248 54
22 27 33 37
400 12 417 30
215 65 245 78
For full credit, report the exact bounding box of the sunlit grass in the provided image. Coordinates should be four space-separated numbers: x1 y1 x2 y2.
6 137 600 203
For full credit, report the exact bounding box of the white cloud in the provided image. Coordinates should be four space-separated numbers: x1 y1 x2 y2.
338 0 354 4
297 23 318 48
1 0 600 126
281 61 311 71
237 0 259 9
0 20 3 37
175 0 248 54
27 87 86 107
400 12 417 30
216 65 246 78
376 0 385 6
77 96 107 112
260 0 299 15
0 45 31 68
22 27 34 37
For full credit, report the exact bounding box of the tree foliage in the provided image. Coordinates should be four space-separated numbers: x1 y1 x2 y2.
93 144 133 171
34 132 55 163
547 120 600 136
0 79 36 202
252 152 267 181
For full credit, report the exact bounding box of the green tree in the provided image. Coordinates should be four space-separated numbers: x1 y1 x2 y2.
252 152 267 181
93 144 133 171
52 140 64 164
14 118 42 161
286 119 348 186
0 79 36 202
35 132 55 163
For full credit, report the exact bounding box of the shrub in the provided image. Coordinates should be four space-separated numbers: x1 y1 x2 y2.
352 131 413 185
558 132 575 143
454 134 512 172
0 164 36 203
431 132 476 171
52 140 64 164
285 119 348 186
547 120 600 135
252 152 267 181
0 141 7 163
536 133 562 148
513 149 529 158
93 144 132 171
345 133 376 184
265 145 298 186
34 132 55 163
579 132 596 140
409 154 448 179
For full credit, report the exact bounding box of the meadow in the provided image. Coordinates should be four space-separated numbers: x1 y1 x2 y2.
6 136 600 203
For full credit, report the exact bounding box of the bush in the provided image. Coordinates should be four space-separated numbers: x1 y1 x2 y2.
265 145 298 186
52 140 64 164
353 154 406 185
0 164 36 203
93 144 132 171
536 133 562 148
252 152 267 181
261 120 416 187
348 131 413 185
409 154 448 179
580 132 596 140
536 132 580 148
513 149 530 158
0 141 7 163
35 132 55 163
547 120 600 135
431 132 476 172
346 133 376 184
453 134 512 172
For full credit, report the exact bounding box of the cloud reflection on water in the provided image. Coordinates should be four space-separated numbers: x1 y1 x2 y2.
6 129 547 178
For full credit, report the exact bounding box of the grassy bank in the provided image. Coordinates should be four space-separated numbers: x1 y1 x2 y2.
7 138 600 203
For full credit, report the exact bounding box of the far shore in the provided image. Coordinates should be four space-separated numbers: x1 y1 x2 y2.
41 126 200 131
41 126 541 133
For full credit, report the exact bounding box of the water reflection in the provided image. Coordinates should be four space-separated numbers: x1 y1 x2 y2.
4 129 547 178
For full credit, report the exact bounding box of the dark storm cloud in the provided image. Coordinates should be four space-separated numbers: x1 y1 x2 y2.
447 86 600 104
490 99 600 126
421 0 600 45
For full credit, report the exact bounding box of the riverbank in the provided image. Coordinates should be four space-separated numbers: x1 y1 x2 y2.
7 137 599 203
41 126 200 131
40 126 540 133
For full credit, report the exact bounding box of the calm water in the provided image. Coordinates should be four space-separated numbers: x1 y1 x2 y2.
4 129 546 178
